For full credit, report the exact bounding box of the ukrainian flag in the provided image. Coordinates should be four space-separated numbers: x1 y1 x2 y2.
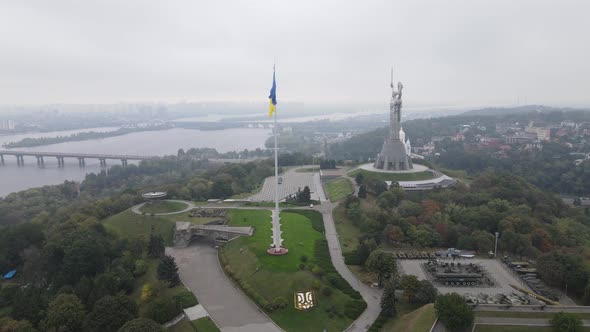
268 67 277 117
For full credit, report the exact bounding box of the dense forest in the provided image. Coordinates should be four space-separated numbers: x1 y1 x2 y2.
347 172 590 301
0 148 316 330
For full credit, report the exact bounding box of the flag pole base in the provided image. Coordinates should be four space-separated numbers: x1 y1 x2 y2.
267 245 289 256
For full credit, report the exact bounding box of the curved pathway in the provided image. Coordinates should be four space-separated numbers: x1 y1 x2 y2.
140 178 380 330
167 244 280 332
131 199 195 216
315 185 383 331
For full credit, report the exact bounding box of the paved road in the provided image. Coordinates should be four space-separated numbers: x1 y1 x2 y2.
167 244 280 332
131 199 195 216
475 317 590 326
315 185 382 331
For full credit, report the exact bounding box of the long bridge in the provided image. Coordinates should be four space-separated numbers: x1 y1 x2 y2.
0 150 158 167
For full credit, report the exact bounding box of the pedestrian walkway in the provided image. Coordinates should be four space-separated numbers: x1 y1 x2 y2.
167 245 280 332
249 167 320 202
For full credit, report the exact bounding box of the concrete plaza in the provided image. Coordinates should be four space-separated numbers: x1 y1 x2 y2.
248 167 320 202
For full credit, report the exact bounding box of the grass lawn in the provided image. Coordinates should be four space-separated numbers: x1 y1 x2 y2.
167 318 195 332
380 303 436 332
220 209 362 332
192 317 221 332
348 168 435 182
325 178 354 202
476 311 590 320
333 204 361 253
139 200 189 214
102 209 219 245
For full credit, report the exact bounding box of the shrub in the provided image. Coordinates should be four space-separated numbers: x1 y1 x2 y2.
368 313 388 332
133 260 147 277
299 263 306 270
300 255 308 262
344 252 361 265
344 300 367 319
146 297 182 324
272 297 288 309
141 284 153 302
118 318 163 332
550 312 582 332
311 265 323 276
312 280 322 290
435 293 474 332
321 286 333 297
173 290 198 308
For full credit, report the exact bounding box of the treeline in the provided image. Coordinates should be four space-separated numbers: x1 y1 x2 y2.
0 200 193 331
346 172 590 300
328 108 590 161
2 124 173 148
433 141 590 195
0 149 316 226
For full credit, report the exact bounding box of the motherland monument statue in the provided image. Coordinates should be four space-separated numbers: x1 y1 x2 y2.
373 70 413 170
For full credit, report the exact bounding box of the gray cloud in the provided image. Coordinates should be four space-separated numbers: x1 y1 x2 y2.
0 0 589 108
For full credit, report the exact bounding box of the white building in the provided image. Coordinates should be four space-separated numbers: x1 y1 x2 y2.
0 120 15 130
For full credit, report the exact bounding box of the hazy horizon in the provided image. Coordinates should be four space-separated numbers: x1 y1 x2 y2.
1 1 590 107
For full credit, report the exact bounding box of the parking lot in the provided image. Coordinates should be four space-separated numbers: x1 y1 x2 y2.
398 258 530 296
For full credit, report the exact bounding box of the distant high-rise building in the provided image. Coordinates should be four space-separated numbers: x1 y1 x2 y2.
0 120 15 130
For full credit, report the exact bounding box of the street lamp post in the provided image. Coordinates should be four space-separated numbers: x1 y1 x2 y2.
494 232 499 258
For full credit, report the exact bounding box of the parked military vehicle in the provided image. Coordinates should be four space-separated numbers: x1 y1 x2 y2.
424 260 493 287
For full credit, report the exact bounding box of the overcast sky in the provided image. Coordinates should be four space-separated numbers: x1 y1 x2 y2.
1 0 589 108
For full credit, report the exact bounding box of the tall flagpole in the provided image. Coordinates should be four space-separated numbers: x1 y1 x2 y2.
273 99 280 252
268 65 287 256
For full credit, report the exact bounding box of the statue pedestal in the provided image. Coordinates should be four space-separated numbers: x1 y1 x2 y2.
374 139 413 170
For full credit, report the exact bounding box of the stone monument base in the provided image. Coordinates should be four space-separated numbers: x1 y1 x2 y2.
374 139 413 170
267 246 289 256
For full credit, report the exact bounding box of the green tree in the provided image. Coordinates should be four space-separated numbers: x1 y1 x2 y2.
380 279 397 317
434 293 474 332
62 238 106 283
297 186 312 203
147 234 165 258
0 317 37 332
400 275 420 302
43 294 85 332
146 297 182 324
366 251 396 287
355 172 364 185
117 318 164 332
157 255 181 287
550 312 582 332
415 280 438 304
537 251 589 294
11 286 47 326
84 295 138 332
358 184 367 198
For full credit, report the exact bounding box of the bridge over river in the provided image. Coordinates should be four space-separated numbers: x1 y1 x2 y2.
0 150 158 167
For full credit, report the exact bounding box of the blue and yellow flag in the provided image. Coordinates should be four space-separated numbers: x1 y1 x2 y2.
268 67 277 117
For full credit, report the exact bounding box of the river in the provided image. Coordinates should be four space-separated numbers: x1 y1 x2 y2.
0 127 271 197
